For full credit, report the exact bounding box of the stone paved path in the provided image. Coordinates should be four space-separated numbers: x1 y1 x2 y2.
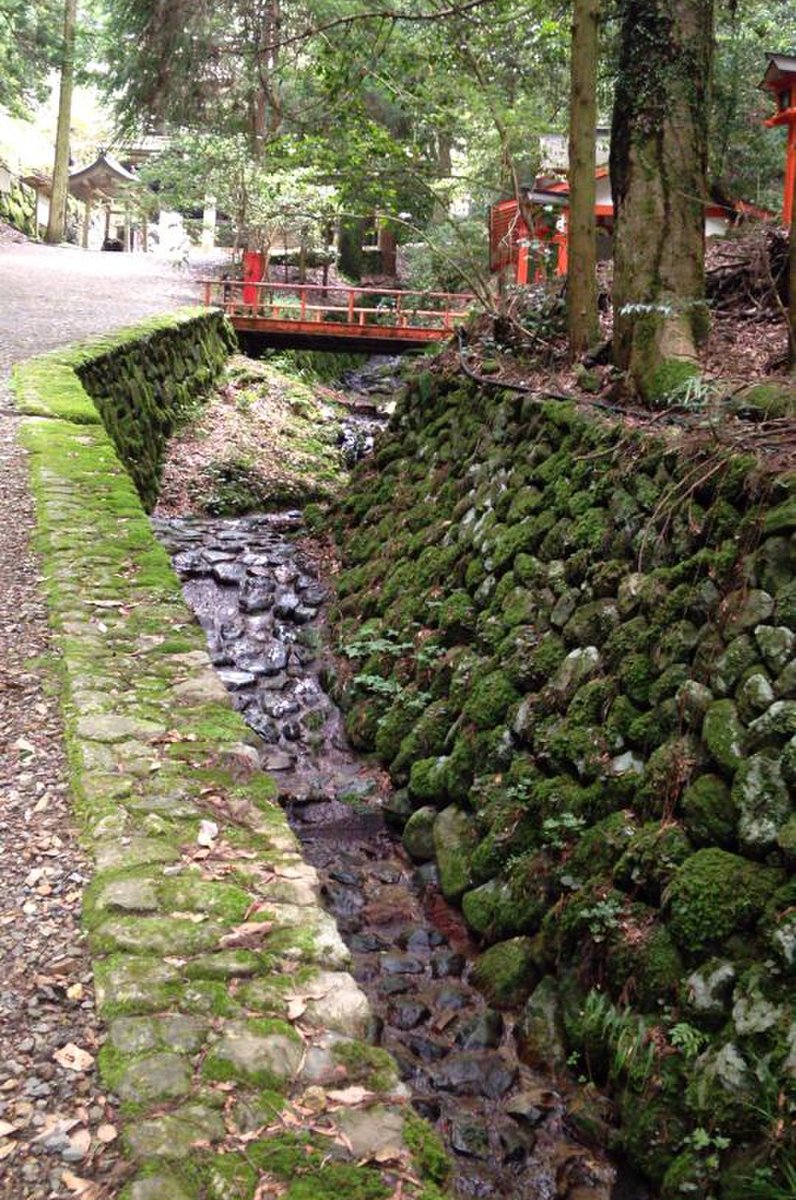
0 243 204 1199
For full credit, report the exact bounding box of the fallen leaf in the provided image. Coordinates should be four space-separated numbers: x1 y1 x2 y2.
53 1043 95 1072
286 998 306 1020
66 983 84 1001
0 1143 17 1160
0 1120 17 1137
68 1127 92 1156
218 920 274 948
60 1172 101 1198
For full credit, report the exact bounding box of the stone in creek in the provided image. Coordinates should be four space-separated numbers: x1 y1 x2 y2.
260 695 300 719
218 668 257 690
430 951 465 979
379 977 413 997
456 1010 504 1050
173 550 209 577
262 751 294 771
293 605 317 624
240 585 274 613
283 721 302 742
435 985 471 1012
275 564 299 586
261 672 288 691
301 585 327 606
350 932 390 953
503 1087 559 1126
216 618 247 643
244 713 279 743
212 561 246 586
432 1052 517 1097
330 867 363 887
381 952 425 975
412 1098 441 1122
404 1035 448 1063
400 928 446 952
390 1000 431 1031
209 647 234 667
450 1118 491 1159
274 590 301 619
499 1123 534 1163
325 883 366 918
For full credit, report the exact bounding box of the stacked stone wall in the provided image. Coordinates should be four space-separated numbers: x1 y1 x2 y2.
330 369 796 1196
0 163 37 237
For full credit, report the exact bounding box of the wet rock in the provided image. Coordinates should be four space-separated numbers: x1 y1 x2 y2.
732 753 792 853
516 977 567 1073
432 1052 517 1097
390 1000 431 1030
212 561 246 586
435 985 471 1012
274 590 301 619
381 952 424 975
404 1035 449 1063
455 1010 503 1049
239 584 274 613
471 938 540 1009
430 950 465 979
504 1087 559 1127
402 806 437 862
217 668 256 689
450 1118 490 1158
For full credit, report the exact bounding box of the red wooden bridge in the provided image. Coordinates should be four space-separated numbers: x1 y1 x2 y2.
199 279 475 354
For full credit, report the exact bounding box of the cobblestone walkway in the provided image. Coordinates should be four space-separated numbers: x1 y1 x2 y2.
0 243 201 1199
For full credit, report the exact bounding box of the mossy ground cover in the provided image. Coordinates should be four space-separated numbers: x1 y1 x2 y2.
329 366 796 1195
14 315 441 1200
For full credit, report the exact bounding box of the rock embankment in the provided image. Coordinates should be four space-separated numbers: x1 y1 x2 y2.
329 368 796 1196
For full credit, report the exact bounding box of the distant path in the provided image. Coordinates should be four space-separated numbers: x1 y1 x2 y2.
0 243 212 1200
0 241 205 368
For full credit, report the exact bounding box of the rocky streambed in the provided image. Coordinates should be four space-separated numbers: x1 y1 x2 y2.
153 510 648 1200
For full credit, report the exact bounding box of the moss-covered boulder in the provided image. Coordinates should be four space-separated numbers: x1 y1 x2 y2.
433 805 478 900
470 937 540 1008
665 848 784 955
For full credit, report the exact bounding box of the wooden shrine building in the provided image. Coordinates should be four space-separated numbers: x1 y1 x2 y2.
759 52 796 225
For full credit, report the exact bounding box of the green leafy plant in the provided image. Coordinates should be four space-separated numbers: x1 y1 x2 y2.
669 1021 708 1061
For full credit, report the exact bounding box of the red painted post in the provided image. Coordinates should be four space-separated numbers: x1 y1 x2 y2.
347 290 355 323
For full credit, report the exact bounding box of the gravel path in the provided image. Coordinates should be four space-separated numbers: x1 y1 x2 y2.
0 242 210 1199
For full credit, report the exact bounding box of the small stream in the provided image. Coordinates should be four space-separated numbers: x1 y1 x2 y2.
151 361 647 1200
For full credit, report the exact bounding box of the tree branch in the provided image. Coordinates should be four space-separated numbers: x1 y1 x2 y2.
258 0 498 53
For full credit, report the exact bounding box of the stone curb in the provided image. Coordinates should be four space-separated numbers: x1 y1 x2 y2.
14 315 448 1200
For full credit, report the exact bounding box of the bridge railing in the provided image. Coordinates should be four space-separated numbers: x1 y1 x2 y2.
199 279 476 331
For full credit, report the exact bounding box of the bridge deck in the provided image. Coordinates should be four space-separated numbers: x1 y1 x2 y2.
200 279 474 352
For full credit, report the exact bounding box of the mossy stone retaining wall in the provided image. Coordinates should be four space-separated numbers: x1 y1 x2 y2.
330 370 796 1196
14 308 236 510
0 166 37 237
13 316 444 1200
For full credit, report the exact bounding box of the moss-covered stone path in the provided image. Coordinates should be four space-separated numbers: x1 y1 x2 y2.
0 245 446 1200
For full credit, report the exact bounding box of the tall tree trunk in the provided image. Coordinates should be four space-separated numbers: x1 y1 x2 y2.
610 0 713 403
567 0 600 358
45 0 77 245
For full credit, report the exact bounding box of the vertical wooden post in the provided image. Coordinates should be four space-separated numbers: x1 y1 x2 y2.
82 197 92 248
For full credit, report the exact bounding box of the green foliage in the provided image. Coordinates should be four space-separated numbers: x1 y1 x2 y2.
0 0 62 116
